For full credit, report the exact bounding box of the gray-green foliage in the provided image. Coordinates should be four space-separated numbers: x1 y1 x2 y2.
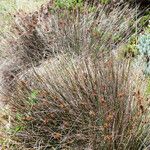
138 34 150 56
138 34 150 74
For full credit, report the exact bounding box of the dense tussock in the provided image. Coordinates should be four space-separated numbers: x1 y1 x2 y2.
1 3 140 90
4 53 150 149
5 3 139 62
0 1 150 150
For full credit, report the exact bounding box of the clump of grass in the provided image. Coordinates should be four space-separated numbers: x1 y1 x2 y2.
1 1 150 149
3 52 150 149
1 2 140 82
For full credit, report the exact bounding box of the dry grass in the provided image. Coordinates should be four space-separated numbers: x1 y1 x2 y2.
2 52 150 149
1 2 140 76
0 1 150 149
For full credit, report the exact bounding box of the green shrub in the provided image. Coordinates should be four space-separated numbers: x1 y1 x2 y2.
55 0 83 9
99 0 111 5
